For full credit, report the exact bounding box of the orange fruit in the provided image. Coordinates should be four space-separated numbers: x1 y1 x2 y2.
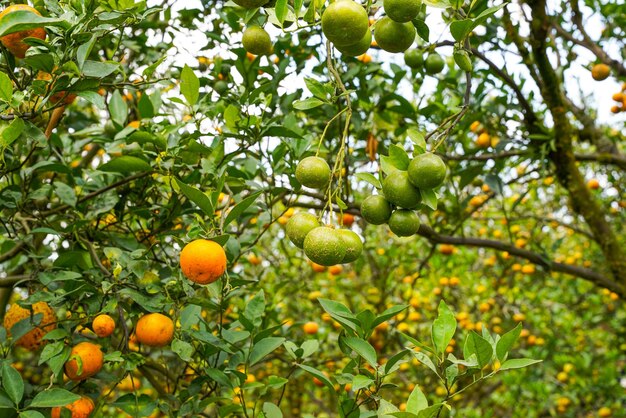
587 178 600 190
135 313 174 347
180 239 227 284
340 213 355 227
612 92 624 102
591 63 610 81
303 321 319 334
51 396 95 418
0 5 46 58
92 314 115 338
64 342 104 381
438 244 454 255
328 265 343 275
3 301 57 350
476 132 491 147
311 262 327 273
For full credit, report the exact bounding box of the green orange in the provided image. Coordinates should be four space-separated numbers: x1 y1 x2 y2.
408 153 447 189
304 227 347 266
388 210 420 237
286 212 320 248
296 156 331 189
374 17 415 53
361 195 392 225
321 0 369 47
382 170 421 209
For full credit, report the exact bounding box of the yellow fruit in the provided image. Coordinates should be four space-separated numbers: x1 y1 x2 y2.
3 301 57 350
135 313 174 347
591 63 610 81
180 239 227 284
303 321 319 335
92 314 115 338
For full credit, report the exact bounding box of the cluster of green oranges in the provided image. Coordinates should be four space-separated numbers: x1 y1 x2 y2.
321 0 419 56
285 156 363 266
361 152 447 236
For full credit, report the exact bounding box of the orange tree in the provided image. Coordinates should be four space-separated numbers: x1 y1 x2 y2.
0 0 624 417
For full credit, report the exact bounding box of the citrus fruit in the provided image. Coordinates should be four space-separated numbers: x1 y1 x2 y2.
232 0 269 8
382 170 421 209
64 342 104 381
374 17 415 53
340 212 355 226
336 29 371 57
180 239 227 284
3 301 57 350
135 313 174 347
453 49 472 72
383 0 420 23
407 153 447 189
214 80 228 94
296 156 331 189
336 229 363 263
286 212 320 248
303 321 319 334
51 396 95 418
92 314 115 338
303 226 347 266
388 210 420 237
591 63 610 81
242 26 273 55
321 0 369 47
404 49 423 68
360 195 392 225
0 5 46 58
425 53 445 74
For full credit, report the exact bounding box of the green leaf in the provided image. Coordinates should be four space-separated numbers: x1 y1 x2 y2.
275 0 288 25
53 181 76 207
406 384 428 413
450 19 473 42
293 97 325 110
407 128 426 153
29 388 80 408
100 156 151 174
180 65 199 106
496 323 522 361
242 290 265 330
420 189 437 210
249 337 285 365
0 10 68 37
317 298 359 332
412 19 429 42
77 91 105 109
384 349 410 374
108 90 128 127
0 117 25 147
174 178 214 216
76 35 96 70
0 72 12 102
463 331 493 367
172 339 193 362
224 104 241 130
82 61 119 78
499 358 542 370
484 173 503 195
263 402 283 418
352 375 374 391
19 412 45 418
410 350 439 376
224 191 262 227
355 173 381 189
2 362 23 405
388 144 410 170
372 305 408 329
431 300 456 357
303 77 328 100
417 404 446 418
297 364 333 390
343 337 377 368
112 393 156 416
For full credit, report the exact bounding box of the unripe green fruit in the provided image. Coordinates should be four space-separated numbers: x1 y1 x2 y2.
425 53 445 74
336 229 363 263
360 195 392 225
374 17 415 53
321 0 369 47
408 153 447 189
304 227 347 266
388 210 420 237
242 26 273 55
296 156 331 189
382 170 421 209
286 212 320 248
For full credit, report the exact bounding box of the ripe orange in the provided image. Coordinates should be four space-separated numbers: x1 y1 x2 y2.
587 178 600 190
311 262 327 273
92 314 115 338
612 92 624 102
328 265 343 275
135 313 174 347
340 213 355 227
591 63 610 81
3 301 57 350
476 132 491 148
438 244 454 255
303 321 319 334
0 5 46 58
64 342 104 381
51 396 95 418
180 239 227 284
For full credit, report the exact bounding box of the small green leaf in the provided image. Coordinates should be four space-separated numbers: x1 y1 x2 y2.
0 10 68 38
108 90 128 127
293 97 325 110
355 172 381 189
172 339 193 362
412 19 430 42
263 402 283 418
224 191 262 227
2 362 23 405
499 358 542 370
343 337 377 368
463 331 493 367
450 19 473 42
29 388 80 408
180 65 199 106
174 178 214 216
388 144 410 170
275 0 288 25
0 117 25 147
297 364 333 390
19 411 45 418
351 375 374 391
496 323 522 361
0 72 12 102
407 127 426 153
406 384 428 413
420 189 437 210
432 300 456 357
250 337 285 365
